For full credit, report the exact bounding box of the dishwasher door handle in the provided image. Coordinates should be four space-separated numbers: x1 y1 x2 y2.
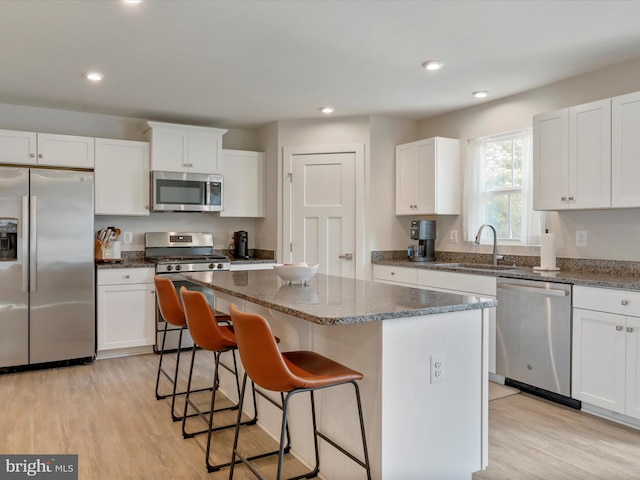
498 282 569 297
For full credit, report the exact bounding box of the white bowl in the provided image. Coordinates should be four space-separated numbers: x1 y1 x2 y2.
273 263 319 283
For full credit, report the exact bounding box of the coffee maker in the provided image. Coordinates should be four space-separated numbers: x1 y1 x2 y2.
0 219 18 261
408 220 435 262
230 230 249 259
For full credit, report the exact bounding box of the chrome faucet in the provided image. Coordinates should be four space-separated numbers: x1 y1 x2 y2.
474 224 503 266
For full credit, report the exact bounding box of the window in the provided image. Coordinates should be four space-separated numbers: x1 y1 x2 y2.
464 129 542 245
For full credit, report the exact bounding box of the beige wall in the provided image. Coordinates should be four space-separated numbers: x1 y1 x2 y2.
417 57 640 261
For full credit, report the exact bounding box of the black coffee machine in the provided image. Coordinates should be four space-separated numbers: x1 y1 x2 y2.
230 230 249 259
408 220 435 262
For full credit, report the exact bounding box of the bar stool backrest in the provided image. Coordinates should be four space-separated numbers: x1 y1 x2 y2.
154 276 186 328
229 304 306 392
180 287 236 351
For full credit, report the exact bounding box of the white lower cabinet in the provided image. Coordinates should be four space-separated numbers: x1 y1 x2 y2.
573 286 640 420
97 268 156 353
416 269 497 374
372 264 418 287
372 265 497 373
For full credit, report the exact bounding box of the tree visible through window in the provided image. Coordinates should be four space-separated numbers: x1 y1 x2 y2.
484 137 523 240
464 128 541 246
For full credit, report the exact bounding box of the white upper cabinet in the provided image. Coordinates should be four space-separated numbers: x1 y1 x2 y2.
533 99 611 210
219 149 265 217
395 137 460 215
95 138 150 216
0 129 94 168
0 129 37 165
142 121 227 174
612 91 640 207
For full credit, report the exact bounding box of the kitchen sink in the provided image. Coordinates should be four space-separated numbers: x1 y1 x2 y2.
433 262 519 272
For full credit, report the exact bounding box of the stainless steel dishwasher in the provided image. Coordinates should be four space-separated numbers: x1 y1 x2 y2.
496 278 579 407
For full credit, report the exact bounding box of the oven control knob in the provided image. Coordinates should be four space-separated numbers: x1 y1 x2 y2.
209 263 214 269
175 264 182 271
166 265 173 271
217 264 224 269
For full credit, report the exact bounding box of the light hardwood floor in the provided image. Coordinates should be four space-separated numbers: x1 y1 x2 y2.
1 354 639 479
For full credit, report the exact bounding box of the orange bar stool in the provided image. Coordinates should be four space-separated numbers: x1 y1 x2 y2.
228 304 372 480
155 276 204 421
154 276 231 421
180 287 263 473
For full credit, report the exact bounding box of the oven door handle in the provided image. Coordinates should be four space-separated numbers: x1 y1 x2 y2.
497 282 569 297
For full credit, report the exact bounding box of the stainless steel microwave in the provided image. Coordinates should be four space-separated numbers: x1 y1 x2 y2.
151 171 223 212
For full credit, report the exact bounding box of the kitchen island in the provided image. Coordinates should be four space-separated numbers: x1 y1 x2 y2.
183 270 496 480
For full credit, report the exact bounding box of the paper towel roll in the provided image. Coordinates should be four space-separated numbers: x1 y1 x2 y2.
540 233 557 270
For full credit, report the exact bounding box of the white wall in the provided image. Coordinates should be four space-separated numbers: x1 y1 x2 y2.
0 102 262 252
417 57 640 261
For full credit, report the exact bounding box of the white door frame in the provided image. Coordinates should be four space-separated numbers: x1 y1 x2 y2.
281 143 366 280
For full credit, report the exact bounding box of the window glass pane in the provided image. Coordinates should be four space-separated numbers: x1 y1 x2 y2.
510 193 522 240
486 192 522 240
486 194 510 238
484 138 524 190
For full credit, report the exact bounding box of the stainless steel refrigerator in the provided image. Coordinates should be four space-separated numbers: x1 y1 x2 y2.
0 167 95 368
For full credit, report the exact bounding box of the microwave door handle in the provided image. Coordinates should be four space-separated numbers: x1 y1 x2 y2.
205 181 211 208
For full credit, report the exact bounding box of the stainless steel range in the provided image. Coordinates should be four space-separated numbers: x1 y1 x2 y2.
145 232 230 352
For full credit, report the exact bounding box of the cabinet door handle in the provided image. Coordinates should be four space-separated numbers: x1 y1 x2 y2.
124 275 130 279
568 195 574 201
622 299 629 305
38 153 43 158
628 327 634 333
30 153 35 158
561 196 567 201
616 325 624 331
339 253 353 260
390 271 395 275
150 290 155 294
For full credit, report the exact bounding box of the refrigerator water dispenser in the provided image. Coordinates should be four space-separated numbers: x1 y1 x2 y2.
0 218 17 260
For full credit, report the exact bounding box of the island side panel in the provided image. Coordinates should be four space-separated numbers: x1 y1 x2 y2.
381 309 486 479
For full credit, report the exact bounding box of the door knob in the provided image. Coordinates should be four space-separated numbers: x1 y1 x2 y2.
339 253 353 260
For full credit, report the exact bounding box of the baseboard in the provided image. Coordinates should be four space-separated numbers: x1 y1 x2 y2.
96 345 154 360
581 403 640 430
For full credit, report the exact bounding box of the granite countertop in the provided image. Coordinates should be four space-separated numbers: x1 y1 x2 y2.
96 251 275 270
182 270 496 326
374 259 640 291
95 257 155 269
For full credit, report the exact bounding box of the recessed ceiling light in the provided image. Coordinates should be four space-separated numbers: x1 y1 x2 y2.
85 72 104 82
122 0 143 4
422 61 443 71
472 91 489 98
320 107 334 114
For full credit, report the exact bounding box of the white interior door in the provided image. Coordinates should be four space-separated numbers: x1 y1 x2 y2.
283 144 364 279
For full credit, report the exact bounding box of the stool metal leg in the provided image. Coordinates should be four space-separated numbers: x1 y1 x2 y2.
155 321 170 400
230 380 371 480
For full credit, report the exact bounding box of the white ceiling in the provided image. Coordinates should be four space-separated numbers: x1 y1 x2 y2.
2 0 640 129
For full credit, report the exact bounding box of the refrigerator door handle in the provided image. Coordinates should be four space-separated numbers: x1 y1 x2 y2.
21 195 29 293
30 195 37 292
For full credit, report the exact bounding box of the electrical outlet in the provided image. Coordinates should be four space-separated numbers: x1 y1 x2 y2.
448 230 458 243
430 353 446 384
123 231 133 244
576 230 587 247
